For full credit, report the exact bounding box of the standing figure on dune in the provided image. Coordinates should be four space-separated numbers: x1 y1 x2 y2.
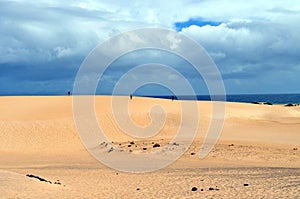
130 93 133 100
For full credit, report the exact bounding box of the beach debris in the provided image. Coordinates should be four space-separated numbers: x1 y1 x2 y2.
153 143 160 148
244 183 249 186
208 186 219 191
26 174 62 185
191 187 198 191
251 101 260 104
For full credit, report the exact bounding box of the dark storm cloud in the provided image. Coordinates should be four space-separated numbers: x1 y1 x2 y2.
0 0 300 95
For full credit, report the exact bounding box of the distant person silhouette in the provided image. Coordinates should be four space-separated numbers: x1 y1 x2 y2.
130 93 133 100
68 91 71 96
172 96 174 101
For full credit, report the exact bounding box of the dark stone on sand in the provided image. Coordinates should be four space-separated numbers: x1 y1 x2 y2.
251 102 260 104
244 183 249 186
130 141 135 145
100 142 106 146
153 143 160 148
190 152 195 155
143 147 147 150
285 103 295 107
136 188 140 190
128 145 131 147
293 148 298 150
228 144 234 147
108 147 114 153
208 187 214 191
191 187 197 191
201 188 204 191
263 102 272 105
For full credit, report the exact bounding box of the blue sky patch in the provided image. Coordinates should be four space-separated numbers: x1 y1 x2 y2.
175 18 222 31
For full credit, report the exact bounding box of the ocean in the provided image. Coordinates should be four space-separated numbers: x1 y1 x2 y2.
140 93 300 105
1 93 300 104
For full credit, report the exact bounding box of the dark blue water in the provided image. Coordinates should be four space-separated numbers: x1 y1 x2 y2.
139 94 300 104
1 93 300 104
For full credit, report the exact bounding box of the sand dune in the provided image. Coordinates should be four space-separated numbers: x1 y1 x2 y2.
0 96 299 198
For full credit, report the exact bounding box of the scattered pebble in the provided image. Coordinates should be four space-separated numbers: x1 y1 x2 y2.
244 183 249 186
143 147 147 150
128 145 131 147
130 141 135 145
153 143 160 148
191 187 197 191
201 189 204 191
293 148 298 151
108 147 114 153
228 144 234 147
190 152 195 155
136 188 140 191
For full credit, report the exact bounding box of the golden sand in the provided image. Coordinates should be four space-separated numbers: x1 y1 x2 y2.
0 96 299 198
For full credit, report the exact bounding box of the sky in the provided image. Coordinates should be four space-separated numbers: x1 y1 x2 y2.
1 0 300 95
